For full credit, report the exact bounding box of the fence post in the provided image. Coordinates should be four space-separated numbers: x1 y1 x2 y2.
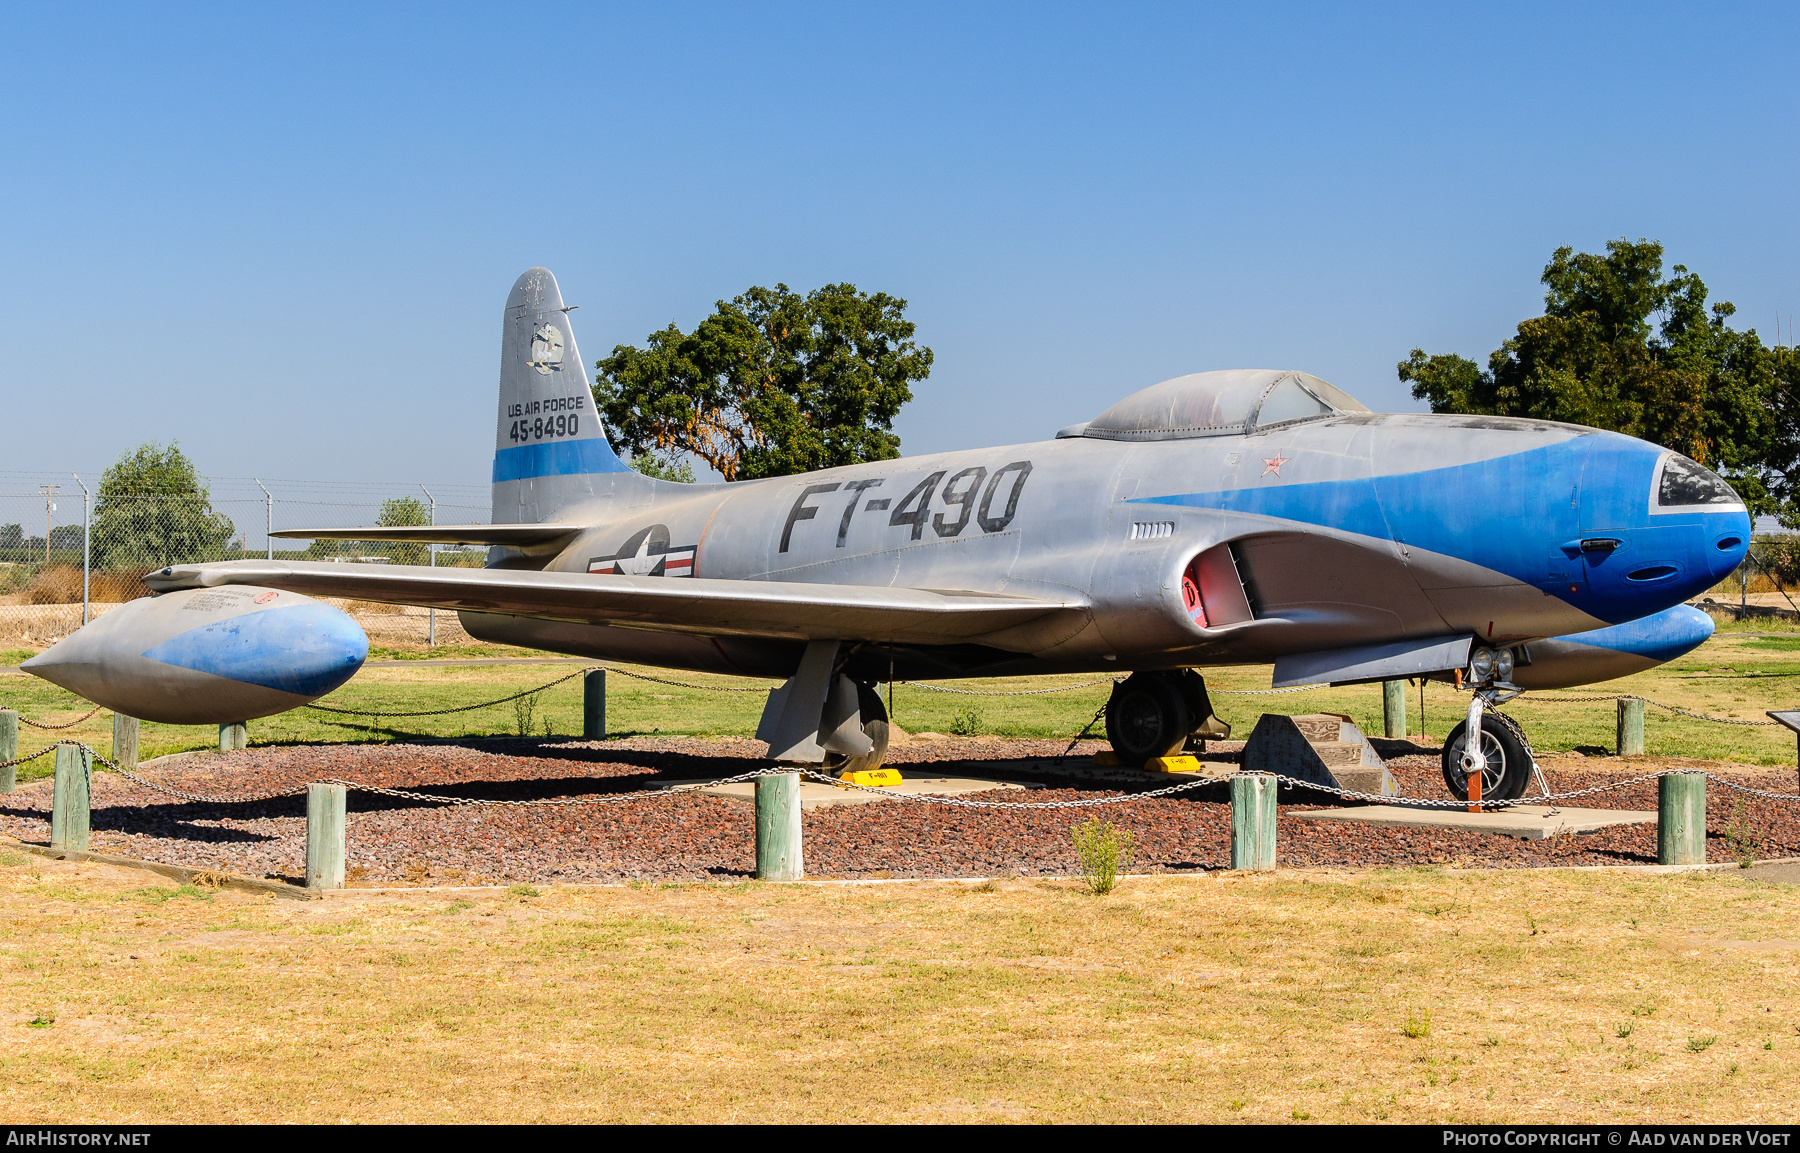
74 472 89 626
755 772 803 881
306 782 347 889
219 721 247 751
51 742 91 851
1229 772 1277 871
1657 772 1706 866
1383 679 1407 738
112 714 139 772
1617 698 1645 756
0 709 17 795
583 669 606 740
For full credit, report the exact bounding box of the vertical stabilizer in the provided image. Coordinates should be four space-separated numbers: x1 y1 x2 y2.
492 268 643 524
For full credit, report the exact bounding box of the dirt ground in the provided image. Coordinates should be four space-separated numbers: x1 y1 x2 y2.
1 738 1794 886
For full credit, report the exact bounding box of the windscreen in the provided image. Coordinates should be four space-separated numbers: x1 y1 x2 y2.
1657 454 1741 509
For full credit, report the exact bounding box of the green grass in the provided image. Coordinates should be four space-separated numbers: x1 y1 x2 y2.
6 620 1800 773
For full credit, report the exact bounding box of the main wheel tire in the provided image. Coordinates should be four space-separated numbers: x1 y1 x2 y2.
1441 711 1532 802
1104 674 1191 767
823 681 891 777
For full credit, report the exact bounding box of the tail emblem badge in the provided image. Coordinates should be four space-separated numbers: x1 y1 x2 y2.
529 323 565 375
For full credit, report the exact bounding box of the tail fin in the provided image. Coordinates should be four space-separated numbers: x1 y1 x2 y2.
492 267 649 524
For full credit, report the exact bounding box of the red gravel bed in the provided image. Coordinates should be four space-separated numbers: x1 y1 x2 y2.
1 738 1794 885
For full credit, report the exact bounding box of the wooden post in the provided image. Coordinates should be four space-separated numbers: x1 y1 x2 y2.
218 721 247 751
1383 679 1406 738
583 669 606 740
305 782 347 890
112 714 139 772
51 742 91 852
1229 772 1277 871
1617 698 1645 756
0 708 16 795
755 772 803 881
1658 772 1706 866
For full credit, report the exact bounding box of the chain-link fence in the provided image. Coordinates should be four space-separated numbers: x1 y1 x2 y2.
0 474 490 650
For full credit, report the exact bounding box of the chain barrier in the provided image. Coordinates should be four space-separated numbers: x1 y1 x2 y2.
301 663 775 721
0 745 58 771
604 667 770 692
1514 692 1781 727
1211 685 1329 696
53 739 1800 813
303 667 598 719
900 678 1117 697
16 705 105 730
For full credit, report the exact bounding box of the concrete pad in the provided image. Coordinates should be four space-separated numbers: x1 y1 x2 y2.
1290 804 1656 841
658 770 1035 809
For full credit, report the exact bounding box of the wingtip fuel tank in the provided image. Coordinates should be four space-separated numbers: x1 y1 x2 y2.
22 588 368 725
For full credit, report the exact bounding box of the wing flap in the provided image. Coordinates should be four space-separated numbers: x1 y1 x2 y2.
145 560 1089 647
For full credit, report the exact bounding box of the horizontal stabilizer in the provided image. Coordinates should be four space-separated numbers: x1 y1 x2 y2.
145 560 1089 648
269 524 584 547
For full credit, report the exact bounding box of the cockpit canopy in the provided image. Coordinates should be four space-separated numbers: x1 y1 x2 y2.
1069 369 1369 441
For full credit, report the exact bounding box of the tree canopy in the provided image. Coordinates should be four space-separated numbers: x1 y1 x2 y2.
376 496 430 565
91 442 234 570
1399 239 1798 522
592 283 934 482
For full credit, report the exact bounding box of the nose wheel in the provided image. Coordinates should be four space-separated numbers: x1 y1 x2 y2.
1441 710 1531 802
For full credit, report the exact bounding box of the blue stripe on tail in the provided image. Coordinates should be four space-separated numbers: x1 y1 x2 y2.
493 438 631 482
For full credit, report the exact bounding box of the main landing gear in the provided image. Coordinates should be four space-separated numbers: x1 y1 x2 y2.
823 680 891 778
1104 670 1231 767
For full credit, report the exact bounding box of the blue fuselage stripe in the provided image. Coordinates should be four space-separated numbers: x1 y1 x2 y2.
1131 435 1747 626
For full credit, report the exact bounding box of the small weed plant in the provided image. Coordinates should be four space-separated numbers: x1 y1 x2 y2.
1401 1008 1432 1039
1729 797 1758 868
1070 818 1134 895
1687 1034 1718 1053
949 706 985 736
513 693 539 737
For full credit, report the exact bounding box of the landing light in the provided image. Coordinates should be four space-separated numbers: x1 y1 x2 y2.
1468 647 1515 685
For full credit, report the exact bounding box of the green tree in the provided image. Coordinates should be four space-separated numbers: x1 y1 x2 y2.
91 442 235 570
1398 239 1785 519
593 283 934 482
375 495 430 566
628 454 697 483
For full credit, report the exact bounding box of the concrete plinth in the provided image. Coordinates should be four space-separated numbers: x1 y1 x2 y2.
1290 804 1656 841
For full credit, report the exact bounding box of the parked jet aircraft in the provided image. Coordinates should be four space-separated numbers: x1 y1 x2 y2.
26 268 1748 802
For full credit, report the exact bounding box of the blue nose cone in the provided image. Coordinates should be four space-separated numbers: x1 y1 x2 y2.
142 602 369 696
1577 437 1751 624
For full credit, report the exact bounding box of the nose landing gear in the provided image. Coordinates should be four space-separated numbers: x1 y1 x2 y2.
1103 670 1231 767
1439 645 1538 803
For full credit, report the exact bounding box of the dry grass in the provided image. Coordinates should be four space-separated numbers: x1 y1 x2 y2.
0 852 1795 1123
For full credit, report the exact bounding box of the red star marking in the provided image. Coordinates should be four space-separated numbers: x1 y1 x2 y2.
1261 454 1289 477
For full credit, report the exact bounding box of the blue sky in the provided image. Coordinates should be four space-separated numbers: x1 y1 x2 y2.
3 3 1797 492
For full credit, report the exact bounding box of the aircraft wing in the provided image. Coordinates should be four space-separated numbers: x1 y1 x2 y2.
269 524 582 547
144 560 1090 646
